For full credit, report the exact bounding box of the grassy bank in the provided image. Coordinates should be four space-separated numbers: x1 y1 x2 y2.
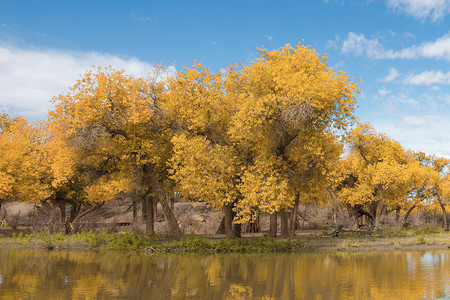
1 226 449 253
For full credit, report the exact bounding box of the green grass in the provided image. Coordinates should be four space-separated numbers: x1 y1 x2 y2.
163 236 304 253
412 225 441 236
4 231 306 253
416 235 429 245
337 241 360 249
378 228 409 238
2 227 448 253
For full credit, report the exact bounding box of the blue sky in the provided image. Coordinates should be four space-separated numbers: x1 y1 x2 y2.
1 0 450 157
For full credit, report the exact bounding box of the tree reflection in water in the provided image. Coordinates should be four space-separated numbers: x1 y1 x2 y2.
0 249 449 299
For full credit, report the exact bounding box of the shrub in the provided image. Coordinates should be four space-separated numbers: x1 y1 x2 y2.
416 235 428 245
107 232 158 251
413 226 441 236
164 236 213 253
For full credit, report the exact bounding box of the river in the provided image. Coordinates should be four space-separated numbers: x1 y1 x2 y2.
0 249 449 299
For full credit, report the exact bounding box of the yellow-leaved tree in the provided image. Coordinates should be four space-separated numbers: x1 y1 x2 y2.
0 112 51 215
164 64 243 237
415 153 450 231
334 123 416 229
228 44 358 237
48 67 181 237
166 44 358 237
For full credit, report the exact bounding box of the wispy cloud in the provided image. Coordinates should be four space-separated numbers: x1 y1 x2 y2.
36 32 46 37
379 68 400 82
130 12 155 23
264 35 273 41
386 0 450 22
378 68 450 85
403 70 450 85
374 91 420 114
0 45 175 119
374 115 450 157
340 32 450 60
377 87 391 97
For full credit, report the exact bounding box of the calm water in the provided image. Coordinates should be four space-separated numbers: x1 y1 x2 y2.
0 249 449 299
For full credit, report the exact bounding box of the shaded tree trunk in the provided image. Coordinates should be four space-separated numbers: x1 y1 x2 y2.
246 212 261 233
327 186 344 224
346 204 375 229
395 206 401 222
280 211 289 238
158 192 181 239
269 212 277 238
65 203 104 234
142 197 147 221
65 203 80 234
438 199 449 231
289 196 300 237
402 205 416 227
234 223 242 238
59 201 66 223
223 204 234 238
367 201 379 228
145 196 155 235
132 201 138 224
150 172 181 239
215 217 226 235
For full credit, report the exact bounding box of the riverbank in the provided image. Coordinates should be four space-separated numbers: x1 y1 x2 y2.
1 226 449 253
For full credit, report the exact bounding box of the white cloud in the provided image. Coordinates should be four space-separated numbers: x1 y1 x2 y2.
403 114 441 127
264 35 273 41
403 70 450 85
379 68 400 82
386 0 450 22
377 87 391 97
342 33 386 59
0 45 174 119
395 93 420 108
373 115 450 158
341 32 450 60
376 68 450 85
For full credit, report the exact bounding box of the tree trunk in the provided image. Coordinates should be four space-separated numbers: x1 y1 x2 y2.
269 212 277 238
246 212 261 233
132 201 138 224
346 204 360 229
145 196 155 235
368 202 379 228
327 186 344 223
234 223 242 238
402 205 416 227
215 217 226 234
170 196 175 210
280 211 289 238
395 206 401 222
153 198 158 220
65 203 81 234
149 172 181 239
223 204 234 238
59 202 66 223
141 197 147 221
438 199 449 231
289 196 300 237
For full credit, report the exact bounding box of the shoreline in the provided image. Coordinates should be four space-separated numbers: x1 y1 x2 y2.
1 228 449 254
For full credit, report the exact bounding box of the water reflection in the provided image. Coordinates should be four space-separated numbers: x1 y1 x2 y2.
0 249 449 299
